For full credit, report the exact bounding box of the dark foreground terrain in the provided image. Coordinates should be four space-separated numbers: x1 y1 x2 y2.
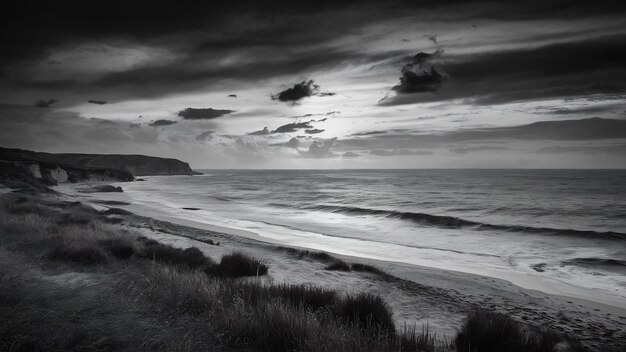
0 187 614 352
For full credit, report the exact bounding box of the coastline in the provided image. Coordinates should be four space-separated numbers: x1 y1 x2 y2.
54 182 626 349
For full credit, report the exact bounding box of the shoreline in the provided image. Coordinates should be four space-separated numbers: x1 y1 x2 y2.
54 182 626 310
54 183 626 348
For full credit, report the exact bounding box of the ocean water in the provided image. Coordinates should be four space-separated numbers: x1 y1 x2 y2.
117 169 626 304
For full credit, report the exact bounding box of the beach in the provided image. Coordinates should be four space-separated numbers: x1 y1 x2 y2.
53 179 626 350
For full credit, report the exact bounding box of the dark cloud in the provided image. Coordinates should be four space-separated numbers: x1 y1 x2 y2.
88 100 107 105
291 111 340 119
227 94 237 98
248 127 270 136
339 118 626 151
272 80 320 103
196 130 215 141
391 50 447 94
286 137 300 149
34 99 58 108
178 108 235 120
272 121 314 133
3 1 626 105
305 129 325 134
382 35 626 106
299 137 337 158
148 119 177 127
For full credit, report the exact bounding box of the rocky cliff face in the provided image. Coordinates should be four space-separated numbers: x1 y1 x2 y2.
0 147 195 176
0 159 134 190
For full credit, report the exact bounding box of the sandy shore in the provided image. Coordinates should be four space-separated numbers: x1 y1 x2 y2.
54 183 626 350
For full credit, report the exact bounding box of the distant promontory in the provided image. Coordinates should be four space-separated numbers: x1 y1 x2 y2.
0 147 196 177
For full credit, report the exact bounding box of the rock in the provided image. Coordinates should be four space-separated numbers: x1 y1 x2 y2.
79 185 123 193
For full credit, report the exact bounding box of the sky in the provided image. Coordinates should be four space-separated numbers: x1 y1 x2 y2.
1 0 626 169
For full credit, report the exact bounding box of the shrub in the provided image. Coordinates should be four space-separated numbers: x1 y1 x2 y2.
325 260 351 271
455 309 560 352
80 185 123 193
141 243 211 269
207 252 268 278
269 284 338 311
47 245 108 265
397 324 439 352
99 238 136 259
334 293 395 336
245 302 309 352
101 208 132 216
351 263 385 275
279 247 334 262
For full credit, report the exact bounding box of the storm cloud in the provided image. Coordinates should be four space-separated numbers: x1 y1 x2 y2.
178 108 235 120
272 121 314 133
2 1 626 168
148 119 177 127
392 50 447 94
272 80 320 103
34 99 58 108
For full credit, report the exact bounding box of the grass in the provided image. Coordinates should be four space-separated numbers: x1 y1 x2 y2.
352 263 386 275
47 244 109 265
325 259 352 271
455 309 561 352
99 237 137 259
335 292 396 336
102 207 133 216
206 252 269 278
279 246 334 262
141 242 212 269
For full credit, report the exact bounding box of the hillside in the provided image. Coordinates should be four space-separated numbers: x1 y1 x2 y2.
0 147 196 176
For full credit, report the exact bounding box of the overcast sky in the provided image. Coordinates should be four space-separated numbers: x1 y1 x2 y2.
1 0 626 168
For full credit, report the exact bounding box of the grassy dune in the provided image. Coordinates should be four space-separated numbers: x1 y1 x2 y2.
0 193 592 352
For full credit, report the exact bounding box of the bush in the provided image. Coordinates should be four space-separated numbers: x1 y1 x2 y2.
141 243 211 269
351 263 385 275
270 284 338 311
335 293 395 336
397 324 439 352
455 309 560 352
207 252 268 278
101 208 132 216
47 245 108 265
99 238 136 259
325 260 351 271
279 247 333 262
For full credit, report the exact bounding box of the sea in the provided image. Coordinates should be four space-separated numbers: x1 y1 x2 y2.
114 169 626 305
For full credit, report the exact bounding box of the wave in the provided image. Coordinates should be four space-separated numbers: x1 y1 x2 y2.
563 258 626 268
300 204 626 240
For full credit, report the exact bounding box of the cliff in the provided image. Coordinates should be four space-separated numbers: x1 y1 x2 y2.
0 147 196 176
